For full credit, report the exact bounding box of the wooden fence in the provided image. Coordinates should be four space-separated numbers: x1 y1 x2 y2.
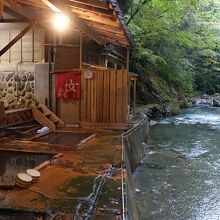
80 69 128 129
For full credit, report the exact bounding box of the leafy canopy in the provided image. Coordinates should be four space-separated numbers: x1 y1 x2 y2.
120 0 220 95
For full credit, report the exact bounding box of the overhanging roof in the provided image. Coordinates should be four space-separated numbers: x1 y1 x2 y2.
1 0 133 48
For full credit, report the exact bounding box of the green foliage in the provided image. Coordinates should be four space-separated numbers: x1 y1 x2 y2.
119 0 220 96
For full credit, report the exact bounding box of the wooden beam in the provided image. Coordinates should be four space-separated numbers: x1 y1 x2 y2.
0 0 3 19
102 37 128 47
67 0 109 10
2 0 46 20
41 0 106 45
87 21 125 35
92 30 129 46
67 0 113 16
0 22 36 57
75 11 120 27
0 19 28 23
41 0 60 12
15 0 49 10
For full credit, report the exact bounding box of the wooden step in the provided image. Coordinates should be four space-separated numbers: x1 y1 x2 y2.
32 105 64 130
37 107 43 113
44 112 51 117
51 119 59 123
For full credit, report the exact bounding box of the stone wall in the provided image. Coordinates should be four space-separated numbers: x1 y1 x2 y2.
0 71 36 110
122 117 149 220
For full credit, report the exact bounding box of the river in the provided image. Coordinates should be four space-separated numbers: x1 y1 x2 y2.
134 105 220 220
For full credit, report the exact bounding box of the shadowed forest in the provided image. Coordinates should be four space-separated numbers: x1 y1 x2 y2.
119 0 220 107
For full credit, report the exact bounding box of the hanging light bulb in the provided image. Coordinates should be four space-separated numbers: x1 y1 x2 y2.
53 13 70 31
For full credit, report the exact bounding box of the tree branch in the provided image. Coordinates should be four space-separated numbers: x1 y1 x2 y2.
127 0 151 25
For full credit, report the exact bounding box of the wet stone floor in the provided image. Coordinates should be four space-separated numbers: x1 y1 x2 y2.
0 129 123 219
0 151 53 183
34 132 92 147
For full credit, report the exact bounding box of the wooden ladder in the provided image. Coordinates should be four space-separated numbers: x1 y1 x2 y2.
32 104 64 130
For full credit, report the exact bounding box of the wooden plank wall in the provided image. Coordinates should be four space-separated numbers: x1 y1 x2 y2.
54 46 81 124
54 47 80 70
80 69 128 129
0 27 45 63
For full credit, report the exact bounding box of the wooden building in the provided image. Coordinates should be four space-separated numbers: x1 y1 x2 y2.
0 0 134 129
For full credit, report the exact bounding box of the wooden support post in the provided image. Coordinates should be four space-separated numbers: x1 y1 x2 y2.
133 78 137 113
80 33 82 70
126 48 130 117
0 22 36 57
0 101 6 126
32 28 35 62
126 48 130 70
0 1 3 19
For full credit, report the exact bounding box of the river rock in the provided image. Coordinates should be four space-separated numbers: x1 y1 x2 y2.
191 97 199 104
26 100 32 107
197 98 213 105
0 82 6 91
26 93 32 100
0 73 4 81
186 101 193 108
213 98 220 107
31 82 34 89
14 75 21 82
7 89 13 94
27 73 34 81
21 98 26 104
0 91 7 97
26 82 32 92
14 92 19 98
20 90 26 97
21 75 27 82
13 82 17 91
6 73 14 81
4 101 9 110
7 95 15 104
18 82 25 91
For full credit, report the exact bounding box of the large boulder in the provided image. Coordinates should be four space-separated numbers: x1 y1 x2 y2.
213 98 220 107
137 74 181 116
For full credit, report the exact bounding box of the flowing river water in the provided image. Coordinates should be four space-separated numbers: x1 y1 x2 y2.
133 105 220 220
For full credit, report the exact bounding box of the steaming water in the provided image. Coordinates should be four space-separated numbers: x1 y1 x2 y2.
134 105 220 220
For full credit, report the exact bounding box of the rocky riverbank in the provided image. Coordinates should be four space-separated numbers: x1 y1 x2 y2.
136 74 193 119
136 73 220 119
192 93 220 107
136 93 220 120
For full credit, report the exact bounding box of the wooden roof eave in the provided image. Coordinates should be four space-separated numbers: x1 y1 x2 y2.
108 0 134 48
43 0 131 48
67 0 110 11
42 0 107 45
66 0 114 16
2 0 107 46
74 12 121 28
2 0 132 48
2 0 45 20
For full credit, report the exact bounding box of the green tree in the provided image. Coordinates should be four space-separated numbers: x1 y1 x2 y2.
119 0 220 96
